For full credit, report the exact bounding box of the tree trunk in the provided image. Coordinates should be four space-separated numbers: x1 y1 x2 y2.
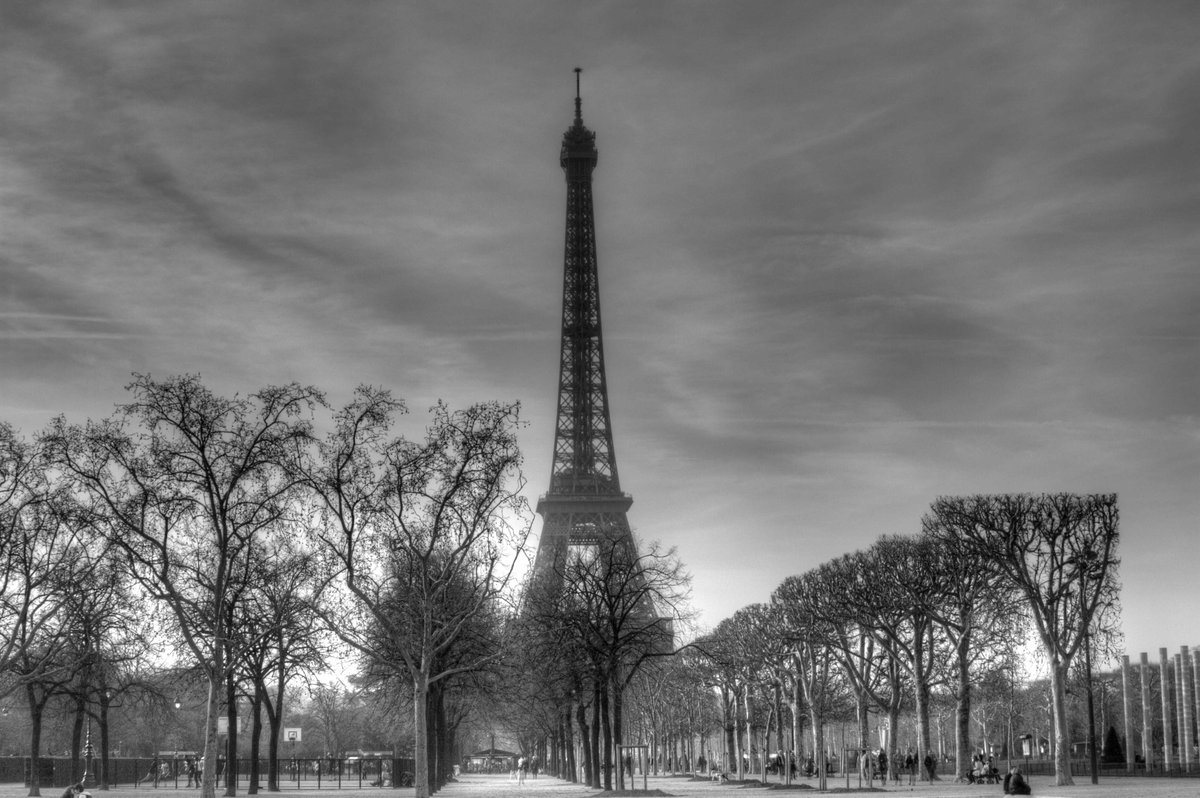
808 711 826 791
788 681 802 785
99 692 112 790
954 637 972 781
575 700 591 786
600 681 613 791
739 691 748 777
1049 659 1075 786
224 671 238 797
266 663 285 791
610 671 624 790
564 705 576 781
201 650 223 798
412 671 430 798
733 689 744 780
425 688 437 789
591 685 603 788
26 686 45 798
856 689 869 751
247 686 263 794
886 703 900 783
722 688 735 774
913 623 933 782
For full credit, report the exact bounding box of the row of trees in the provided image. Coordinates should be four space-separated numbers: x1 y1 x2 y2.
2 375 532 798
609 645 1145 781
686 494 1120 788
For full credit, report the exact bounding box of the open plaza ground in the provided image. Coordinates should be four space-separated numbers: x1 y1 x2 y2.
5 773 1200 798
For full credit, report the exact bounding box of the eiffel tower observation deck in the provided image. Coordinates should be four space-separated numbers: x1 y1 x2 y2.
533 69 637 572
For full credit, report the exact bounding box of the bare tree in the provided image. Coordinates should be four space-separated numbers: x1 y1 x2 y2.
58 544 154 791
925 493 1120 786
309 388 531 798
46 374 323 798
547 536 688 790
720 604 788 783
921 514 1026 781
772 569 853 791
693 618 751 781
803 554 901 778
233 534 327 792
515 578 596 784
1 425 93 796
0 425 77 688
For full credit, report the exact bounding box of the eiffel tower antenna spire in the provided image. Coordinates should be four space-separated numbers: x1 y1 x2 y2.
574 67 583 122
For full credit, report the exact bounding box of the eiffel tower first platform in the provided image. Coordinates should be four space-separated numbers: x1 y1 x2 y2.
533 69 638 573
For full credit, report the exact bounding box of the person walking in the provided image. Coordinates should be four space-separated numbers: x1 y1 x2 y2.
858 750 873 784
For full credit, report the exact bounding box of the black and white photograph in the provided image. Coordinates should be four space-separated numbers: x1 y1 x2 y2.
2 3 1198 798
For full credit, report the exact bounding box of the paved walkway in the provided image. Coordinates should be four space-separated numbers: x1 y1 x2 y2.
6 772 1200 798
436 771 1200 797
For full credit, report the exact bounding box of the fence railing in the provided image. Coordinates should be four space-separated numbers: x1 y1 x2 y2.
977 757 1200 779
0 756 417 789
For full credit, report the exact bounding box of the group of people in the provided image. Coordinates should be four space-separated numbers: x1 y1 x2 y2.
968 752 1001 783
511 755 539 784
857 748 925 785
965 751 1031 794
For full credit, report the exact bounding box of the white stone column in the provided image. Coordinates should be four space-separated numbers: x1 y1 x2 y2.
1161 648 1174 771
1141 652 1154 768
1122 654 1135 772
1180 652 1190 768
1183 647 1195 773
1193 650 1200 767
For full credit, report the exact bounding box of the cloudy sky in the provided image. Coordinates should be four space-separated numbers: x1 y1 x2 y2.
3 2 1197 663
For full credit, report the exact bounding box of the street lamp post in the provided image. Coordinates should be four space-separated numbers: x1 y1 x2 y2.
82 717 95 788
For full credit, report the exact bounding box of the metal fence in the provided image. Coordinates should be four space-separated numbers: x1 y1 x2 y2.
0 756 416 789
977 757 1200 779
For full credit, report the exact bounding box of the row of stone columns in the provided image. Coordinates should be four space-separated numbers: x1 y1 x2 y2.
1120 646 1200 772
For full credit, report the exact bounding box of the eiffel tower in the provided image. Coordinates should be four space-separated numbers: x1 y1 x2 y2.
533 69 637 573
